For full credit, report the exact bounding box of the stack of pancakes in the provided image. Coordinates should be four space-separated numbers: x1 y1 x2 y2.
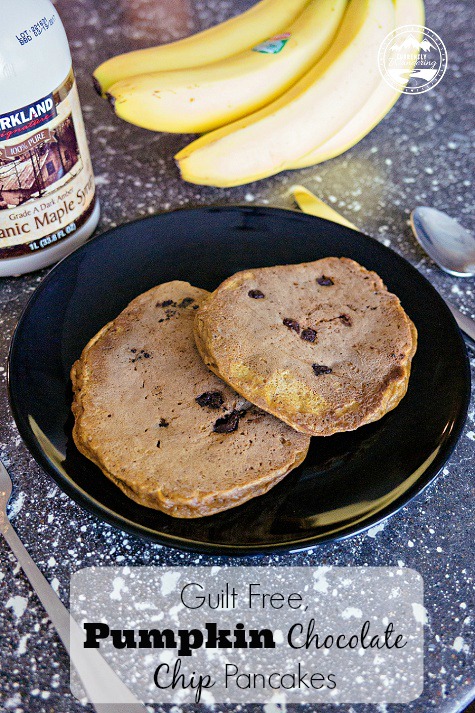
71 258 417 518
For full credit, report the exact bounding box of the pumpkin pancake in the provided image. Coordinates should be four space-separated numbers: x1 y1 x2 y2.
194 258 417 436
71 281 310 518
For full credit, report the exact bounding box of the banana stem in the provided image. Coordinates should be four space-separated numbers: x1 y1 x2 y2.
292 185 359 231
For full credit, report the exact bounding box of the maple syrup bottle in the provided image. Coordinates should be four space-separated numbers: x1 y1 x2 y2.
0 0 100 276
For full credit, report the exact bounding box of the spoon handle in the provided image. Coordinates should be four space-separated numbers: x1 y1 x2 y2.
447 303 475 343
1 519 148 711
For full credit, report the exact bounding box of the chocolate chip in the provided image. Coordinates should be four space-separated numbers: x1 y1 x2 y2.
179 297 195 308
248 289 265 299
213 410 243 434
159 299 175 307
196 391 224 409
159 418 169 427
156 441 161 448
283 318 300 333
301 328 317 343
142 352 151 358
339 314 352 327
317 275 334 286
312 364 332 376
192 304 199 310
130 348 137 353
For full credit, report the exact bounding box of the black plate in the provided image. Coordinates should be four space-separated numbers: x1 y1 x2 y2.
8 207 470 555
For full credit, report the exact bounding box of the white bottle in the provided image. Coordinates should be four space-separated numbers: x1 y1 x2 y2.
0 0 100 276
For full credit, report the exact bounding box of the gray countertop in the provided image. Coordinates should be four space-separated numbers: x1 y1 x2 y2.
0 0 474 711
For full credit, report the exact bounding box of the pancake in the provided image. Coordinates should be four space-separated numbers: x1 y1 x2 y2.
71 281 310 518
194 258 417 436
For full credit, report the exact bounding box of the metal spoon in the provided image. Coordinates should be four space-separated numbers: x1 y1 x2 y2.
410 207 475 277
0 459 149 711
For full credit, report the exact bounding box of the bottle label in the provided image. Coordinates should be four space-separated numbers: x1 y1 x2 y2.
0 71 96 258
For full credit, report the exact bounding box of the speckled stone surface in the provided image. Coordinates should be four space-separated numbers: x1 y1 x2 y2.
0 1 474 712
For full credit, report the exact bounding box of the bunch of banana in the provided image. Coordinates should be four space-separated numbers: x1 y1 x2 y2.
94 0 425 187
105 0 347 134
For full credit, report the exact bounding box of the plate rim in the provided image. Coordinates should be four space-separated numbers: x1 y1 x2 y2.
7 205 472 555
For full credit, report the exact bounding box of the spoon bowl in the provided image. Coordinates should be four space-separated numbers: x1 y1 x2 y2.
410 207 475 277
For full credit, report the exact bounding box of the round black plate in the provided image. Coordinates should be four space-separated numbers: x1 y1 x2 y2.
8 207 470 555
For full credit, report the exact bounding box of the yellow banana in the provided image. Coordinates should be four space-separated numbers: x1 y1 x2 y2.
107 0 348 134
93 0 311 96
290 0 425 168
176 0 395 187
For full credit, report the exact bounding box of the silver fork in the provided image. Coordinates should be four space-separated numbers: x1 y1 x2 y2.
0 459 149 712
